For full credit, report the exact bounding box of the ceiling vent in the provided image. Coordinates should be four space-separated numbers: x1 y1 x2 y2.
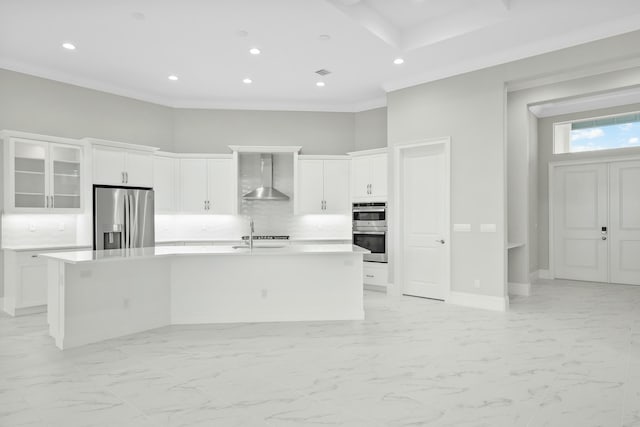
315 69 332 76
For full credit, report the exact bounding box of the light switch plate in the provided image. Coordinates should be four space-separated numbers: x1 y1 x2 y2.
480 223 497 233
29 223 36 232
453 223 471 232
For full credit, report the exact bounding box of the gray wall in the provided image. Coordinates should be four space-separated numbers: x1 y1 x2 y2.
354 107 387 151
0 68 380 155
172 108 355 154
0 69 174 151
388 68 507 298
536 101 640 270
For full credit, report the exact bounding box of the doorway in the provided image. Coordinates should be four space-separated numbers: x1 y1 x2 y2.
393 138 450 300
551 158 640 285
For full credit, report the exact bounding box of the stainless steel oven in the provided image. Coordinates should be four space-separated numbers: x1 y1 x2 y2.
353 202 387 263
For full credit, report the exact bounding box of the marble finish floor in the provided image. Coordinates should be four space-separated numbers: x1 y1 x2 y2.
1 279 640 427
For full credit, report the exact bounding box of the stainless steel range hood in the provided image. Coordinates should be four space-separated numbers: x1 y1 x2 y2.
242 153 289 200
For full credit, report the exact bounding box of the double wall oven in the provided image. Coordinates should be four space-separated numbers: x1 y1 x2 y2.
352 202 387 263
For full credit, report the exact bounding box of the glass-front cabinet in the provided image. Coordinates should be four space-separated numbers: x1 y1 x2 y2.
5 134 84 212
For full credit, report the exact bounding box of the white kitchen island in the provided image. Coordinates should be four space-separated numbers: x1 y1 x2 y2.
41 244 368 349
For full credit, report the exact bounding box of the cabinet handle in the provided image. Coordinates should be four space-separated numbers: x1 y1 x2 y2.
125 172 129 184
121 172 125 184
45 195 48 208
365 274 374 278
50 195 54 208
31 255 38 258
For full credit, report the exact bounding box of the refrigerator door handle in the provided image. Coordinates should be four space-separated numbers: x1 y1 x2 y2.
129 193 137 247
124 192 130 248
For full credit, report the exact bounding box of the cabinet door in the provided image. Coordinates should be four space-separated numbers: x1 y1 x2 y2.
298 159 325 214
153 156 176 213
180 159 208 212
11 139 49 209
323 160 350 214
125 150 154 187
370 154 387 199
207 159 234 214
50 143 82 210
351 156 371 201
93 146 126 185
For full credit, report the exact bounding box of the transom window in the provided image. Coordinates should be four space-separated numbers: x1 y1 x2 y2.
553 111 640 154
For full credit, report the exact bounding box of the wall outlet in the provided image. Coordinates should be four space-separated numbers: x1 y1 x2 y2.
473 279 481 288
480 223 497 233
28 223 36 232
453 223 471 232
58 222 65 231
201 224 208 231
123 298 130 309
261 289 268 299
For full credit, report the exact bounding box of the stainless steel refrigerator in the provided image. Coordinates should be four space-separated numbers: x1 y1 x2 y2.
93 186 155 250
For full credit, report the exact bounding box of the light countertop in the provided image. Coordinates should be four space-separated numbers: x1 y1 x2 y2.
40 244 369 264
2 244 93 252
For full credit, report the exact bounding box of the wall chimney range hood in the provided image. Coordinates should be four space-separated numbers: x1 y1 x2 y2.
242 153 289 200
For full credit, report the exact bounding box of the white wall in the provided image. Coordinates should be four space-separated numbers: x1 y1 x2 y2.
0 69 174 151
354 107 387 151
388 68 507 298
172 108 355 154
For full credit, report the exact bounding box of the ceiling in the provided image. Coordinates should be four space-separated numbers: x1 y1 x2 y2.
2 0 640 112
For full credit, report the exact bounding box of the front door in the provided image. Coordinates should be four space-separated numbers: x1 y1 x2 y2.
553 163 609 282
610 160 640 285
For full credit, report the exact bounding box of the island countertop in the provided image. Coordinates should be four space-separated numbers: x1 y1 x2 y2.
40 244 369 264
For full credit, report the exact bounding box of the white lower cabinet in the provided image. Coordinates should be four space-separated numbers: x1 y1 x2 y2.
363 262 389 287
3 247 90 316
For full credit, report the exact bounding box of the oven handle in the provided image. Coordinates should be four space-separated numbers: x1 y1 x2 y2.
353 231 386 235
353 208 386 212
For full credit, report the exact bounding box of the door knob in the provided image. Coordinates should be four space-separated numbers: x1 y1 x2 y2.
436 239 445 244
602 236 607 240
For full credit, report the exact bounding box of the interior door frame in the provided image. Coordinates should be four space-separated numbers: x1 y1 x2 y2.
548 153 640 279
392 137 451 299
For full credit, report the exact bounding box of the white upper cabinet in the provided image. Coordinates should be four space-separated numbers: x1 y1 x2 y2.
297 157 350 214
2 132 84 213
349 149 387 202
179 157 234 214
153 154 178 213
90 142 155 187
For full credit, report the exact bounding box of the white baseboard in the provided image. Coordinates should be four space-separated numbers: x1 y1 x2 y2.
447 291 508 312
529 271 538 283
508 282 531 296
538 269 552 280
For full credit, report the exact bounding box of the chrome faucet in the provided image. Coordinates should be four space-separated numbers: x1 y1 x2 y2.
248 217 254 251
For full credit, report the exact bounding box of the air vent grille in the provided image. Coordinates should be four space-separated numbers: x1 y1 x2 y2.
315 69 331 76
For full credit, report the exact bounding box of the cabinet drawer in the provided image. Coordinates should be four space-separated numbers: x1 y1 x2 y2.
363 263 388 285
16 251 47 266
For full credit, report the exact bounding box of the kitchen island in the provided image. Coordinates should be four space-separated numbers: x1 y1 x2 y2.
41 244 368 349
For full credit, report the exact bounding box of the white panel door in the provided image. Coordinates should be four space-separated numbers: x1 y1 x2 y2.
297 159 324 214
180 159 208 212
401 144 447 300
351 156 371 200
323 160 350 214
153 156 176 213
553 164 608 282
370 154 387 199
610 161 640 285
93 146 125 185
125 151 154 187
207 159 234 214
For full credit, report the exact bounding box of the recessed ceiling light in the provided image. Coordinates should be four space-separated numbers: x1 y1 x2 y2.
131 12 145 20
393 58 405 65
237 30 249 38
249 47 261 55
316 81 325 87
62 42 76 50
318 34 331 41
168 75 179 81
243 78 253 84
